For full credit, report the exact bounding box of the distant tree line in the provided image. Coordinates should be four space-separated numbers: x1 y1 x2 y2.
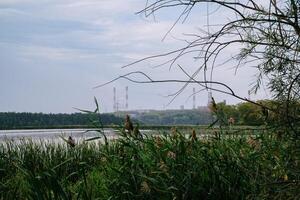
124 100 300 126
2 100 298 129
212 100 300 126
0 112 123 129
127 109 213 125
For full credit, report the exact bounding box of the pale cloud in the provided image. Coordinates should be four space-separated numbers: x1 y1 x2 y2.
32 0 142 22
20 45 98 61
0 0 46 5
0 0 269 113
0 7 28 16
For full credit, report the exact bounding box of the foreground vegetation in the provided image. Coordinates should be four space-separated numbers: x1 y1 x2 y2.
1 129 299 199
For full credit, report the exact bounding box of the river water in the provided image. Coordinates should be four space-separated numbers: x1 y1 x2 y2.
0 128 157 143
0 128 137 144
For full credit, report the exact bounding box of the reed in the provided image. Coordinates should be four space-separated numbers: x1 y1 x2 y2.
0 130 299 199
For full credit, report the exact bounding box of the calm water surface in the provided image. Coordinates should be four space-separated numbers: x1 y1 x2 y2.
0 129 153 144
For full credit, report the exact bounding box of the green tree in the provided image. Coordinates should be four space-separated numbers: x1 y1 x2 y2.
237 102 263 126
135 0 300 135
96 1 300 135
138 1 300 100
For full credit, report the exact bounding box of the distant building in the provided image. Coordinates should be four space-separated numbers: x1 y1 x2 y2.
197 106 210 112
180 105 185 110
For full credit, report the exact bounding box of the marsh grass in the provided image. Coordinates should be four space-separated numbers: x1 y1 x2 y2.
0 139 104 199
0 130 299 199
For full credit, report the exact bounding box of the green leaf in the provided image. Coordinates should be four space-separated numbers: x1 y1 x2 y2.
208 119 219 128
94 96 99 113
85 136 102 141
72 107 93 114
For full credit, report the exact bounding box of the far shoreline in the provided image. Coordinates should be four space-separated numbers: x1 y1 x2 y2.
0 124 264 131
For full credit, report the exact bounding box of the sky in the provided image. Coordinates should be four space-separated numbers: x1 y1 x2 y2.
0 0 270 113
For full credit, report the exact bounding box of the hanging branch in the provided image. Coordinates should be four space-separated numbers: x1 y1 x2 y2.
96 1 300 135
94 71 279 113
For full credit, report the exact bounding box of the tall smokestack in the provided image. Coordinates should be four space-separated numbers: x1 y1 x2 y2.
125 86 128 110
193 88 196 109
113 87 116 112
208 91 212 107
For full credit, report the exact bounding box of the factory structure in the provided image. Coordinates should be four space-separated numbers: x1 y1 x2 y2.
113 86 129 112
112 87 223 113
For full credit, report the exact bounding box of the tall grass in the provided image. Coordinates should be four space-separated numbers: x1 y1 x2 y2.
0 130 299 199
0 140 104 199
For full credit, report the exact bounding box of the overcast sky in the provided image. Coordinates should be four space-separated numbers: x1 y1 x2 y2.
0 0 270 113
